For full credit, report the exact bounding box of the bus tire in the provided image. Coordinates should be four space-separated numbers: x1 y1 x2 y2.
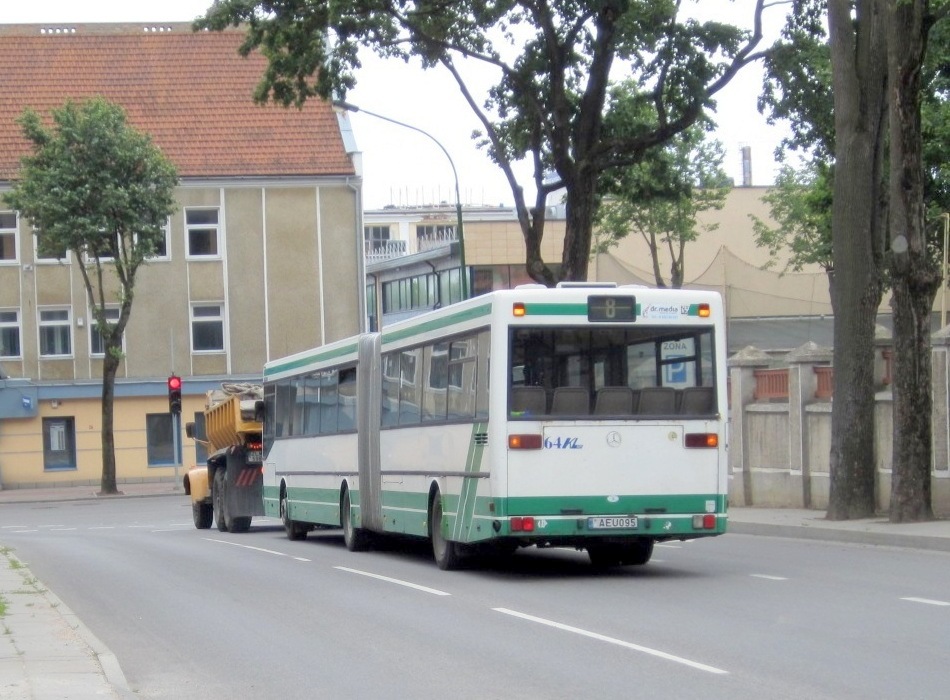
619 538 654 566
587 543 623 568
213 468 228 532
341 488 369 552
192 501 213 529
430 491 462 571
281 491 309 541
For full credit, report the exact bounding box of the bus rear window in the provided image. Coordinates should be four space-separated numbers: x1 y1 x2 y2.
508 326 716 418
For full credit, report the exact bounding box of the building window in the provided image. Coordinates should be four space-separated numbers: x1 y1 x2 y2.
146 413 180 466
43 417 76 470
185 208 220 258
38 308 72 357
147 218 171 260
364 225 391 252
0 309 21 358
191 303 224 352
90 307 122 356
34 233 68 263
0 211 18 263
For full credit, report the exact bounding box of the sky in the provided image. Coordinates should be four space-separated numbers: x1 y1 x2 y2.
4 0 790 209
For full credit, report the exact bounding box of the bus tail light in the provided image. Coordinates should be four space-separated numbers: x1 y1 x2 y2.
509 434 542 449
692 514 717 530
511 516 535 532
513 302 526 317
685 433 718 448
697 303 711 318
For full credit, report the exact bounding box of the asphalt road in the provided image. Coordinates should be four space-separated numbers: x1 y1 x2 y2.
1 496 948 699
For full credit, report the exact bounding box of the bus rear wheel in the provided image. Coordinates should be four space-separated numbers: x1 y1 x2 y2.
341 488 369 552
430 491 463 571
588 539 654 567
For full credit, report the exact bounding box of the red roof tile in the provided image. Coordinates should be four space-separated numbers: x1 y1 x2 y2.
0 24 355 181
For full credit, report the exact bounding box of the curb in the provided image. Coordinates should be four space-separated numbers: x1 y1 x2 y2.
728 521 950 553
43 587 134 699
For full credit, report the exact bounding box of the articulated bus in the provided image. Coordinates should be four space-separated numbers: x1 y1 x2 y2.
262 283 728 569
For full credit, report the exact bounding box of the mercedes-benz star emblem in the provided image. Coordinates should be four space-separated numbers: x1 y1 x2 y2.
606 431 622 448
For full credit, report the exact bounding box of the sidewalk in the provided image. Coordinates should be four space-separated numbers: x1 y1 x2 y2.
0 483 948 699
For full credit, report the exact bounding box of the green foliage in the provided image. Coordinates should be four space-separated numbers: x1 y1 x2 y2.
752 163 833 272
595 125 730 287
197 0 770 282
758 1 950 276
4 97 178 348
3 96 178 493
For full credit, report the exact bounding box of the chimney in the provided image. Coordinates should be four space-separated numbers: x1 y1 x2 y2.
740 145 752 187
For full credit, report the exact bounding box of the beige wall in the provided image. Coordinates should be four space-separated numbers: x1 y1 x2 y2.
0 178 362 487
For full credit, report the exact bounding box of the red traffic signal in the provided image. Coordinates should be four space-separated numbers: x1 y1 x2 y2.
167 375 182 414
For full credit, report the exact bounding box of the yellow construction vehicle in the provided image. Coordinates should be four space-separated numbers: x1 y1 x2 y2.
184 383 264 533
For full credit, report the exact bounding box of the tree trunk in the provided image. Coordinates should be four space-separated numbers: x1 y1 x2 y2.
99 345 121 495
887 0 937 523
826 0 887 520
560 172 598 281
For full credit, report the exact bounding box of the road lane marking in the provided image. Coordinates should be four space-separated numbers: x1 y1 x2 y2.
49 528 77 531
492 608 728 674
88 526 116 530
334 566 451 596
901 597 950 607
204 538 311 562
750 574 788 581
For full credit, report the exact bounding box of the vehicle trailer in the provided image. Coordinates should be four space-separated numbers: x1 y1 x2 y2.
184 384 264 533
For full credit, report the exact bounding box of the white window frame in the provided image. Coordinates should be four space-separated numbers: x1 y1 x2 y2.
185 208 221 259
89 306 123 357
0 210 19 264
38 307 73 358
146 218 172 261
0 308 21 358
83 231 120 264
190 302 225 353
33 233 71 265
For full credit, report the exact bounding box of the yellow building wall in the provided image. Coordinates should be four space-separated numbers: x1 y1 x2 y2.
0 395 204 488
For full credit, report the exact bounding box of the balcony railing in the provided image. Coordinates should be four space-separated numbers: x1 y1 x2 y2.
365 239 408 263
753 368 789 401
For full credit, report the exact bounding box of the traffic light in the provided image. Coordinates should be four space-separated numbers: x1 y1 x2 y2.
167 375 182 415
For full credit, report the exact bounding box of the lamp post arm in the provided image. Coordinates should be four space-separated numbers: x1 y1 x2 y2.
335 100 468 299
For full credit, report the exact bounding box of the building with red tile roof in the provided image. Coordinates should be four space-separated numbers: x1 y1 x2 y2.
0 23 364 489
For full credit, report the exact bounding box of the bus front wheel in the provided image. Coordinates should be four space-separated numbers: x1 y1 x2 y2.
430 491 463 571
281 491 309 541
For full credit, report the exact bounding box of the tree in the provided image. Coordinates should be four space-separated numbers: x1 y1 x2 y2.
594 125 731 288
886 0 942 522
752 162 833 273
762 0 950 520
4 97 178 495
196 0 771 285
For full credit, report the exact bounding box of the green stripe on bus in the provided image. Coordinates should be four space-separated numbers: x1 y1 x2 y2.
453 422 487 540
502 493 727 516
382 303 492 344
522 302 588 316
264 342 359 379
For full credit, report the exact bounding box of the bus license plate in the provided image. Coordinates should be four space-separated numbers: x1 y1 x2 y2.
588 516 638 530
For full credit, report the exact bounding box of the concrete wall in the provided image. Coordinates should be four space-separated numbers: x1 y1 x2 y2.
728 334 950 517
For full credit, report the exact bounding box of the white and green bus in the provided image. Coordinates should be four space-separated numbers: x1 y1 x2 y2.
262 283 728 569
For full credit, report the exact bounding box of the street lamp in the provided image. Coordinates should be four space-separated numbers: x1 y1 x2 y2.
333 100 468 301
